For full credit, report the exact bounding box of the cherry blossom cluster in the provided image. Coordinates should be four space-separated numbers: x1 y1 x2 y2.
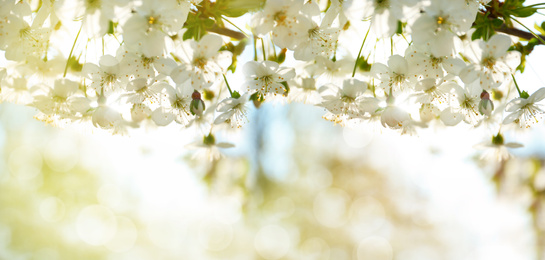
0 0 544 161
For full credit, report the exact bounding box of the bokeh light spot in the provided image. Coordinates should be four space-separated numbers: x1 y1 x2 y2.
313 188 350 228
254 225 291 260
356 236 393 260
76 205 117 246
39 196 65 222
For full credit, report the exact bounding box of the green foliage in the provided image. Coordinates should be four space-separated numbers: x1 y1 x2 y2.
488 0 537 18
183 12 215 41
472 12 503 41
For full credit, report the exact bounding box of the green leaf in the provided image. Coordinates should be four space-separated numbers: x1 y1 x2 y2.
183 12 215 41
491 18 503 28
472 28 483 41
510 7 537 17
535 22 545 35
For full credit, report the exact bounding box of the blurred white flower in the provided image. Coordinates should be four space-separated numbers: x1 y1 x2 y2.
31 79 82 118
475 132 523 162
187 133 235 161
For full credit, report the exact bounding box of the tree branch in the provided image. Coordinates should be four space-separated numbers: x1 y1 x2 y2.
207 25 246 40
496 24 545 44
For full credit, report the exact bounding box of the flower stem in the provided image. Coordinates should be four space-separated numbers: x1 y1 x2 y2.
63 23 83 78
390 37 394 56
511 17 545 45
260 37 266 61
221 16 250 38
352 26 371 77
253 35 258 61
511 74 523 97
223 74 233 96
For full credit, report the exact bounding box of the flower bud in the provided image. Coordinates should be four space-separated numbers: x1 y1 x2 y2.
479 90 494 116
190 90 205 116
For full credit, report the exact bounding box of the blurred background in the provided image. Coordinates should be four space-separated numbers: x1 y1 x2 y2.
1 100 544 260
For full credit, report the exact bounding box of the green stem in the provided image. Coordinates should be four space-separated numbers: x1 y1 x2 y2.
63 23 83 78
390 37 393 56
222 74 233 96
222 16 250 38
512 74 523 97
260 37 266 61
352 26 371 77
253 35 258 61
511 17 545 45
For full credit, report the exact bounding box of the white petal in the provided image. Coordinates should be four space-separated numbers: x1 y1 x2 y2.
154 57 178 76
387 55 408 74
502 110 523 124
530 88 545 103
213 110 235 124
151 108 174 126
505 142 523 148
505 98 525 112
216 142 235 148
440 108 463 126
488 34 512 58
99 54 119 68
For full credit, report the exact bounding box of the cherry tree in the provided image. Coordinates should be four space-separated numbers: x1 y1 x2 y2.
1 0 545 161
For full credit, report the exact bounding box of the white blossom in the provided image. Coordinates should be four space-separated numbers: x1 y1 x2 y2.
503 88 545 128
